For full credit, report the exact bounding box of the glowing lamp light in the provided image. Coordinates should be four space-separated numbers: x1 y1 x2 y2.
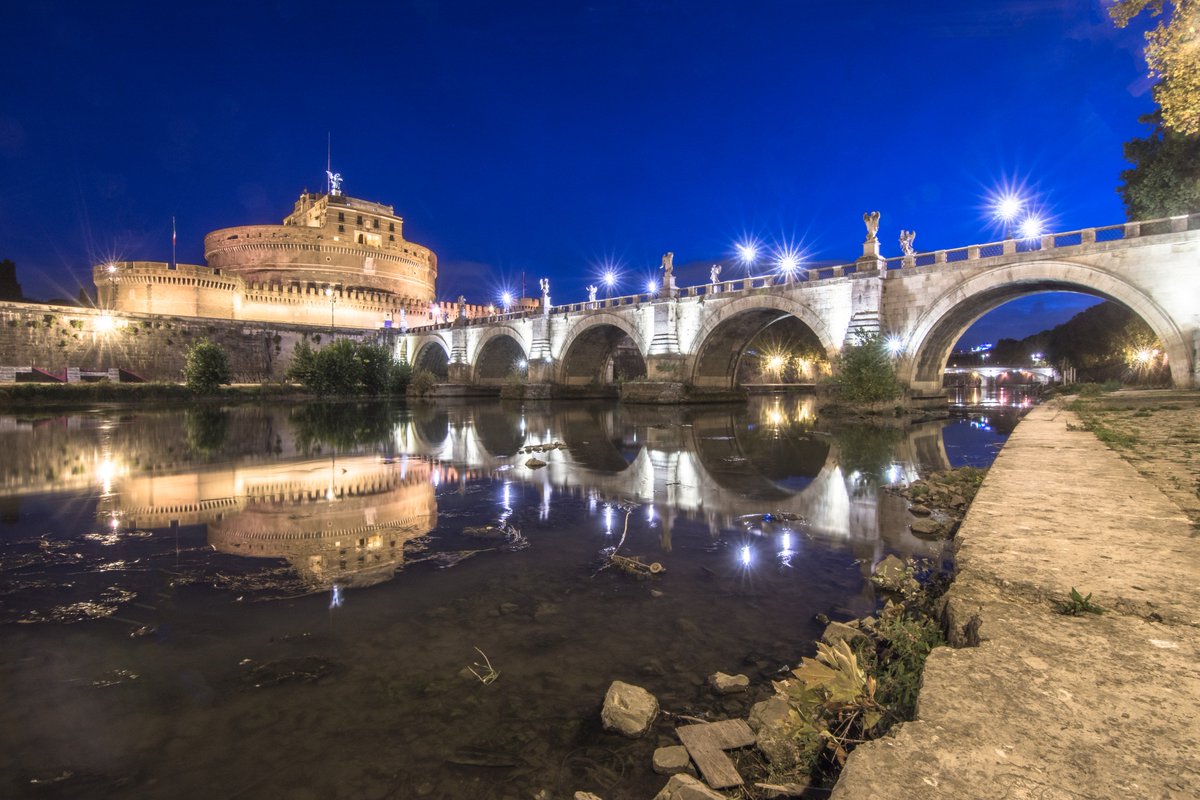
105 263 118 274
602 269 618 288
646 279 659 294
737 242 758 264
994 193 1023 223
1018 215 1045 240
885 336 904 356
95 314 116 333
517 359 528 368
740 545 752 567
1135 349 1155 364
781 533 792 552
500 290 514 310
766 354 786 373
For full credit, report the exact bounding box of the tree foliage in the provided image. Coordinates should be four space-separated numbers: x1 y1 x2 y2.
183 338 232 392
1110 0 1200 136
993 301 1165 383
1117 113 1200 218
287 337 412 396
832 332 902 404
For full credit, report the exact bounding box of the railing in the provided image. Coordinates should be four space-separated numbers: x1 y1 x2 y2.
881 212 1197 273
404 212 1199 331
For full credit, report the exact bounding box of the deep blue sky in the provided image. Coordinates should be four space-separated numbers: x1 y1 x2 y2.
1 1 1157 346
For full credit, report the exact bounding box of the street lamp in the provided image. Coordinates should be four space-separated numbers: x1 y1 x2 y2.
775 245 802 282
1018 215 1044 238
602 268 618 299
736 241 759 276
500 291 514 313
105 263 118 309
324 286 337 330
994 193 1022 234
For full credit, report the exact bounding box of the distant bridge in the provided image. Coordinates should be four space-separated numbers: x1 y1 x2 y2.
401 214 1200 397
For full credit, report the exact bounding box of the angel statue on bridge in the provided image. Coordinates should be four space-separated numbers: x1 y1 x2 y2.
660 252 674 280
863 211 880 243
899 229 916 257
587 285 598 303
710 264 722 285
539 277 550 296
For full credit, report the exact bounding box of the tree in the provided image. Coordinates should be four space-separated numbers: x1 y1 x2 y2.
833 332 902 404
1117 113 1200 218
286 339 316 386
288 337 411 396
183 339 232 392
1110 0 1200 135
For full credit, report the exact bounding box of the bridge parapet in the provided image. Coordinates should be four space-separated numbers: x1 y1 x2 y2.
882 213 1200 273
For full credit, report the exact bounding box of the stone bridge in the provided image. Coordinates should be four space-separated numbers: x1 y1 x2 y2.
400 214 1200 398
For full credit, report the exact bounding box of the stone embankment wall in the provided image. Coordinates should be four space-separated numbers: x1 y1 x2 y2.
833 402 1200 799
0 301 371 382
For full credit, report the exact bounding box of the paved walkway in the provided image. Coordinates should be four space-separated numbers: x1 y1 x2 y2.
833 402 1200 799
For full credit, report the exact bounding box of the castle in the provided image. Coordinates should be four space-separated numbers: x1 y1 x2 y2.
93 187 470 329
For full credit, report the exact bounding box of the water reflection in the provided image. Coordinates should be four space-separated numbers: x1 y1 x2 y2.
0 397 972 600
0 398 1010 799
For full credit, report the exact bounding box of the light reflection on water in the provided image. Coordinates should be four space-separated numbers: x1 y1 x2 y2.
0 398 1008 799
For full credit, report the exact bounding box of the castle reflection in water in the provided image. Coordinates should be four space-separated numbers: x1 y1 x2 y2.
0 397 962 591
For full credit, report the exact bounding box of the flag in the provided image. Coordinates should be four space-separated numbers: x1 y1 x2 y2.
172 217 176 247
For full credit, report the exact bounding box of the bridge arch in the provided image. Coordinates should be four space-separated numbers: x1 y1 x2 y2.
411 338 450 380
686 295 838 389
557 313 649 385
472 327 529 384
900 260 1191 390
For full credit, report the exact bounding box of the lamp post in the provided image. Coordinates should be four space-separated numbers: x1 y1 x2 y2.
994 193 1022 241
324 286 336 331
105 264 118 310
602 269 618 300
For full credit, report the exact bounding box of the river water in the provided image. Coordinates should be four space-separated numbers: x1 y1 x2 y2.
0 397 1011 799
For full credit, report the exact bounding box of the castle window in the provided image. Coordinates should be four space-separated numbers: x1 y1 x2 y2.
356 215 363 225
338 224 344 233
338 212 344 223
389 234 395 241
389 222 395 232
373 219 379 229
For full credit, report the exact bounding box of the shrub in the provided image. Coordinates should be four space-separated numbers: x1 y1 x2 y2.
288 338 410 397
407 368 438 398
183 339 232 392
286 339 317 386
833 332 902 404
310 338 364 395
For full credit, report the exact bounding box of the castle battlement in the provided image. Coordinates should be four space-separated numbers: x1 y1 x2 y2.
95 189 439 329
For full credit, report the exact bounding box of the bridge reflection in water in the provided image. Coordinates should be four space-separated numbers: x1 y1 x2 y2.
0 397 965 595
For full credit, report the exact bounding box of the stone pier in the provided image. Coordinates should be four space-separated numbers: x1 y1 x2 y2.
834 402 1200 799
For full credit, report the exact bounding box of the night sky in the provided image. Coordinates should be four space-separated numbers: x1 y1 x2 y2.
1 1 1157 347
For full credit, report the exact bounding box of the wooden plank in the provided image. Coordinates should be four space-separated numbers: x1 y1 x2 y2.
676 719 756 789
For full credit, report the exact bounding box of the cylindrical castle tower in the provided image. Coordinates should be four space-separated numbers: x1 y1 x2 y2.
204 192 437 302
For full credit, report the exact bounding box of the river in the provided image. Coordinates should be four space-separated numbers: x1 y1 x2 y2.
0 397 1013 799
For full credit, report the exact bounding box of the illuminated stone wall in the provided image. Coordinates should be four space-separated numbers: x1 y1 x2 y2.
0 301 369 382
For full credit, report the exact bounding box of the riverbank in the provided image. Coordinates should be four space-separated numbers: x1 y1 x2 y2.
832 393 1200 799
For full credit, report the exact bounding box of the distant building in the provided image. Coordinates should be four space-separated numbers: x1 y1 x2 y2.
94 190 441 329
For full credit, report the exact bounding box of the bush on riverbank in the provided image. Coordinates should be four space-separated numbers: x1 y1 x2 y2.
287 339 411 396
735 559 949 795
829 333 902 405
183 338 232 392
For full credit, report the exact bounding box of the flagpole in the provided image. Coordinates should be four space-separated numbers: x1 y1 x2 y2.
172 216 177 270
